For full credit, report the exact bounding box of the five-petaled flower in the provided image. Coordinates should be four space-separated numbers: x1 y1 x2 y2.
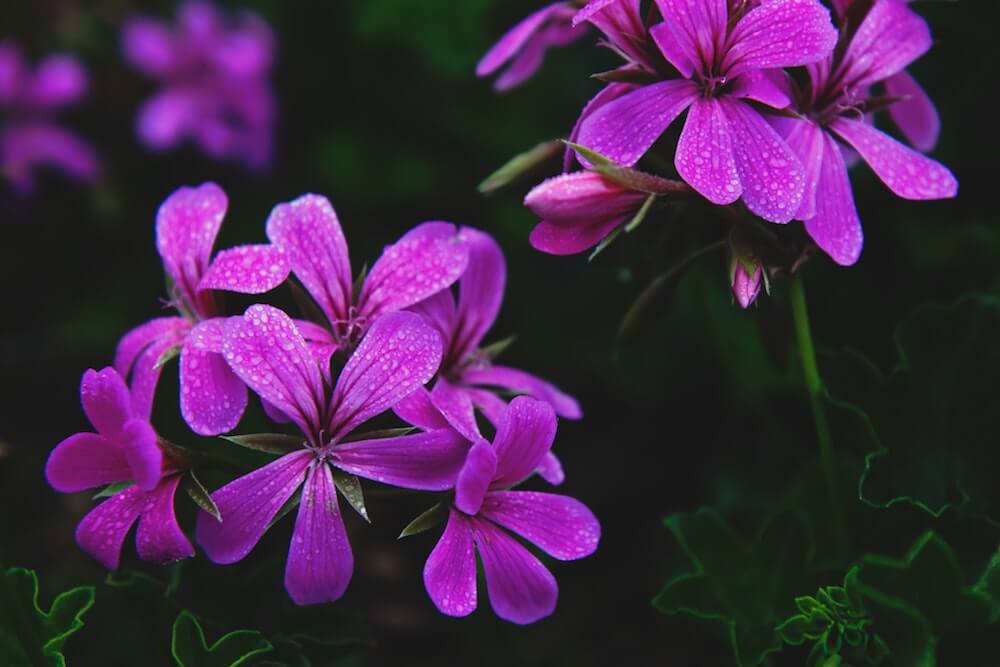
45 368 194 570
115 182 290 436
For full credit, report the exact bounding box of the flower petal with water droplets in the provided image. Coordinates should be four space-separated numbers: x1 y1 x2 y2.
424 509 477 617
480 491 600 560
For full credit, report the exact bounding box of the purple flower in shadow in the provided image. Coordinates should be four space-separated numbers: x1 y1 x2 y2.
0 42 99 193
45 368 194 570
417 395 600 624
395 228 580 484
781 0 957 265
115 182 289 436
195 306 469 605
122 2 275 167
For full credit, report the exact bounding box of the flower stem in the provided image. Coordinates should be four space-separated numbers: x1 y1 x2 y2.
788 274 848 552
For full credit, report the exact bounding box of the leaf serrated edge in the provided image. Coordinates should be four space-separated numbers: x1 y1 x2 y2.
171 610 273 667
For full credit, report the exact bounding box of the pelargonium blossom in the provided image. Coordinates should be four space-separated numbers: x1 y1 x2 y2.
476 2 586 92
196 306 470 605
122 2 275 167
264 194 469 368
115 182 289 435
45 368 194 570
576 0 839 222
781 0 957 265
397 228 580 483
0 42 99 192
420 396 600 624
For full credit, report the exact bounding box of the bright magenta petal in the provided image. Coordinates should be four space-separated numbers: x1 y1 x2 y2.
45 433 130 493
180 324 248 436
885 70 940 153
455 440 498 515
80 367 133 439
136 475 194 564
491 397 557 488
114 317 186 381
480 491 600 560
724 0 837 76
424 510 477 617
804 134 863 266
454 228 505 359
75 486 148 570
198 244 289 295
462 365 582 420
334 428 469 491
676 98 740 206
155 182 228 306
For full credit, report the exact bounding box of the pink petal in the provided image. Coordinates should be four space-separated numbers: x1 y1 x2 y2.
724 0 837 76
76 485 149 570
842 0 930 88
454 228 506 360
467 388 509 427
392 386 452 431
80 368 134 439
804 134 863 266
136 89 200 151
455 439 498 515
222 305 325 437
294 319 339 384
652 0 728 75
649 22 696 79
461 365 582 420
470 517 558 624
730 70 792 109
155 182 228 305
265 194 353 326
333 428 470 491
480 491 600 560
491 396 557 488
409 290 457 350
327 312 442 440
565 82 638 171
430 379 481 442
122 17 177 77
27 55 87 108
783 119 826 221
537 451 565 486
129 333 186 422
493 29 549 92
136 475 194 564
180 325 248 437
586 0 651 69
114 317 187 381
675 98 741 206
476 3 569 77
885 70 941 153
529 218 628 255
284 463 353 605
120 418 163 492
576 79 698 167
196 450 312 564
830 117 957 200
358 222 469 320
424 510 478 617
45 433 130 493
198 244 289 295
719 98 804 223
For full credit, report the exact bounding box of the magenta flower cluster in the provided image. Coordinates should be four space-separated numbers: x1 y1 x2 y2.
45 182 599 624
480 0 958 301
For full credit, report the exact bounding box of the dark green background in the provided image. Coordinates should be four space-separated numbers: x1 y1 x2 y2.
1 1 997 664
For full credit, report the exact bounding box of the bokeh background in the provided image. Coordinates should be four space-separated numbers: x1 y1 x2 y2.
1 1 997 665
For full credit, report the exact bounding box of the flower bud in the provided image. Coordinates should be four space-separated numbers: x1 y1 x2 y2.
730 256 763 309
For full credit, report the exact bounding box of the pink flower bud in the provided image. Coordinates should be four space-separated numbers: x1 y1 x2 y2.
730 258 763 309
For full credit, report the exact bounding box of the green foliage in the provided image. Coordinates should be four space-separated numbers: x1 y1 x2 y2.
171 611 272 667
0 567 95 667
653 508 814 666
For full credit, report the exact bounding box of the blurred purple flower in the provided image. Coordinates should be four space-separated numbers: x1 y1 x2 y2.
196 305 468 605
122 2 275 167
476 2 585 91
576 0 838 222
422 396 600 624
396 228 580 484
782 0 957 265
115 182 289 436
0 42 99 193
45 368 194 570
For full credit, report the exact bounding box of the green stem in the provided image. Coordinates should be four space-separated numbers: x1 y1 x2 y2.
789 274 848 551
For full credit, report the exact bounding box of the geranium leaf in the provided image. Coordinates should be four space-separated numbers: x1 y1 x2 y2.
653 508 814 666
0 567 95 667
170 611 272 667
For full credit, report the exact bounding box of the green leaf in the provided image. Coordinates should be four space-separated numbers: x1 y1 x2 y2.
974 544 1000 622
653 508 814 666
0 567 95 667
333 471 370 523
220 433 303 455
171 611 272 667
823 294 1000 525
477 139 563 195
398 502 448 538
184 472 221 522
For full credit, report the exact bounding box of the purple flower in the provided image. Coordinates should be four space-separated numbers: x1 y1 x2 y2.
0 42 99 192
196 305 469 605
422 396 600 624
524 171 649 255
115 182 289 436
730 259 763 309
396 228 580 483
45 368 194 570
476 2 586 92
122 2 275 167
782 0 957 265
576 0 838 222
264 194 470 365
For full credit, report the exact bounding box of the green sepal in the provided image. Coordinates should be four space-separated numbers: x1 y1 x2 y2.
333 471 370 523
154 344 182 370
170 610 272 667
562 141 689 195
0 567 95 667
623 193 657 233
588 226 623 262
477 139 563 195
184 471 221 522
220 433 303 455
590 67 661 85
477 335 517 361
398 501 448 539
93 480 133 499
